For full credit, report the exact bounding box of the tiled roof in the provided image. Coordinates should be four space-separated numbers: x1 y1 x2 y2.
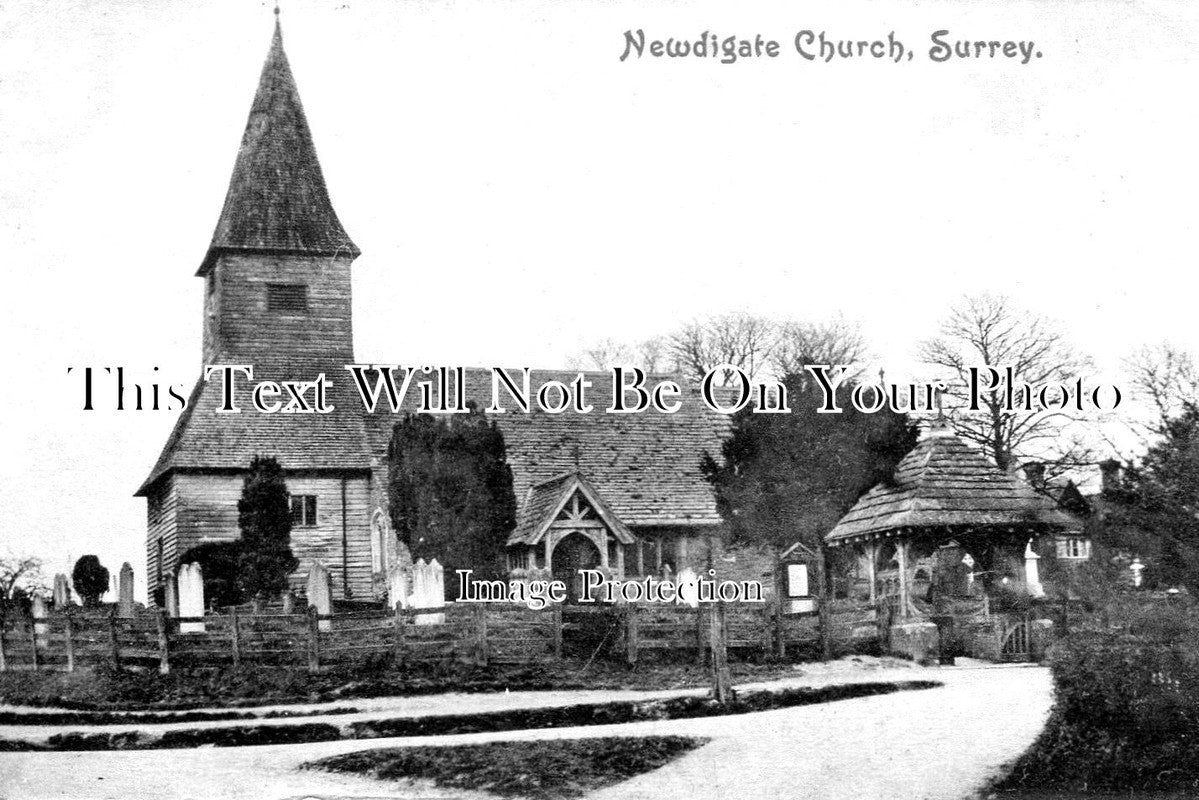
364 369 730 529
825 425 1075 545
136 357 372 495
198 20 358 276
508 471 636 546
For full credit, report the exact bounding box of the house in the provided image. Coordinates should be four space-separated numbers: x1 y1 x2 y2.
135 18 730 604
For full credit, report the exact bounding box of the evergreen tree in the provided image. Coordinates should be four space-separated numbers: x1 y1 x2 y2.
179 541 246 609
71 555 110 607
388 407 517 580
237 456 298 599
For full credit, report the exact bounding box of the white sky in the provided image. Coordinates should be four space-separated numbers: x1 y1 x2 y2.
1 0 1197 599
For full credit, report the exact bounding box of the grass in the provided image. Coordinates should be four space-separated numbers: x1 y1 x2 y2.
0 657 858 711
305 736 709 799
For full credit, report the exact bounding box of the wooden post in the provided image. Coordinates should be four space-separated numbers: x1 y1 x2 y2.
306 605 321 672
896 539 911 620
774 592 786 660
474 604 489 667
709 600 732 704
229 606 241 668
108 607 122 669
817 544 833 661
551 605 563 659
393 602 406 667
625 604 639 665
695 603 707 665
155 609 170 675
761 602 773 661
28 618 39 671
64 612 76 673
865 542 879 605
0 614 7 671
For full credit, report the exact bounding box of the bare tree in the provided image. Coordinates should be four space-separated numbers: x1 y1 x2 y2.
0 554 47 601
668 312 779 386
773 316 868 379
1123 342 1198 437
571 336 668 372
918 293 1094 473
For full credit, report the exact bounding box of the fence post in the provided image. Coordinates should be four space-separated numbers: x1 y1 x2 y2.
761 603 773 661
27 617 39 671
306 605 321 672
710 600 732 704
774 591 786 660
552 605 563 659
0 614 7 671
108 607 122 669
64 612 75 673
229 606 241 668
474 604 489 667
696 603 707 666
393 602 406 667
151 609 169 674
625 604 639 666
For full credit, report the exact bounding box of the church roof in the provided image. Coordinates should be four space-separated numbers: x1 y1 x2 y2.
825 424 1075 546
135 357 373 495
198 19 359 276
364 369 730 530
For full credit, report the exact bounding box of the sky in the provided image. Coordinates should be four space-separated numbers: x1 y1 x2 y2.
1 0 1197 599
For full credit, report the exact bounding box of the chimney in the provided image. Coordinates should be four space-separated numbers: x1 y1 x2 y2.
1022 462 1046 489
1100 459 1122 495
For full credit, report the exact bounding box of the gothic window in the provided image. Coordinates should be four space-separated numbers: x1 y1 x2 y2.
267 283 308 312
290 495 317 526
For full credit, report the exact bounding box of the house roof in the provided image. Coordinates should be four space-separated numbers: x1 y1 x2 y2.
136 357 373 495
364 368 730 530
825 423 1075 546
508 471 636 546
198 19 358 276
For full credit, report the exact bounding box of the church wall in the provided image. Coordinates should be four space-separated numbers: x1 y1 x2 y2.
144 477 180 605
171 472 375 601
205 252 355 363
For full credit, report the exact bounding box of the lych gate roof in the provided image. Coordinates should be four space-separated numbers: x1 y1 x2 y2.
198 19 358 275
508 471 636 546
825 425 1075 546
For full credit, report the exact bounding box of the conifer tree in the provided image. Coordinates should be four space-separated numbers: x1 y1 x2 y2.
237 456 298 599
71 555 110 607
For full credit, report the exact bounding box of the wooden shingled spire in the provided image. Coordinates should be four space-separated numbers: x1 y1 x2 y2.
197 13 358 275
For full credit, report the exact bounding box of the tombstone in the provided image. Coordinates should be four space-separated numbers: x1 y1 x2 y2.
306 562 332 631
676 567 699 608
281 590 295 615
31 594 48 639
117 562 135 618
52 573 71 608
1130 558 1145 588
1023 541 1044 598
177 563 206 633
387 565 409 610
411 559 445 625
164 572 180 618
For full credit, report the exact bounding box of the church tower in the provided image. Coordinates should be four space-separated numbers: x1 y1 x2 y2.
199 16 359 365
139 16 375 606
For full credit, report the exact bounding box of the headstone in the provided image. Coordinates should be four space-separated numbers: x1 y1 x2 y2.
306 562 332 631
676 567 699 608
1024 541 1044 597
178 562 206 633
1130 558 1145 588
411 559 445 625
387 565 409 610
281 590 294 615
117 562 135 618
164 572 179 618
52 573 71 608
31 594 48 638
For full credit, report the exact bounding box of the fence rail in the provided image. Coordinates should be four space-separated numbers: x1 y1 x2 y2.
0 600 876 673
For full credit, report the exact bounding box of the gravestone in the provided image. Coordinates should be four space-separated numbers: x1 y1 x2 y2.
1023 541 1044 598
52 573 71 608
306 562 332 631
281 590 294 615
387 565 409 610
676 567 699 608
411 559 445 625
178 562 206 633
164 572 179 618
31 594 48 639
117 562 135 618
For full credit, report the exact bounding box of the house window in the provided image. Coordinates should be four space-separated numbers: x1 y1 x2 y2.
290 495 318 527
1057 537 1091 559
267 283 308 312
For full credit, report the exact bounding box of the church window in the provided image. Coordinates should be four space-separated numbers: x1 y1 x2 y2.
267 283 308 312
290 494 318 526
1058 537 1091 559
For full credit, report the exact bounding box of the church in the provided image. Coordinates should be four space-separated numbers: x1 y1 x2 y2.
135 19 730 604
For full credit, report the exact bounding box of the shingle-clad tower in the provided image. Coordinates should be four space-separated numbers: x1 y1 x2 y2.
200 16 359 365
139 18 374 605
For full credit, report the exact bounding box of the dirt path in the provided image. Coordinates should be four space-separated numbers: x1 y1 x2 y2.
0 664 1052 800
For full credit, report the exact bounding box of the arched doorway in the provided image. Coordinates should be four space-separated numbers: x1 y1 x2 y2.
552 532 602 603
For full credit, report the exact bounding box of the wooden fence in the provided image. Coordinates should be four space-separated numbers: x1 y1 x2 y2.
0 601 875 673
